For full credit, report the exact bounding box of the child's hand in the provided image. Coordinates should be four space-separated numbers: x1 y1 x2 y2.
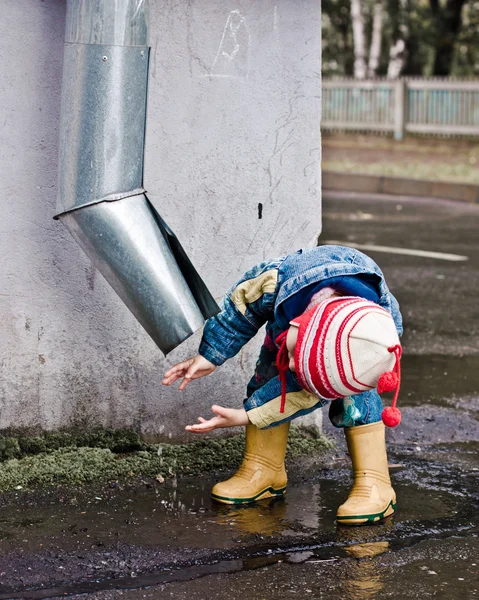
185 405 249 434
162 355 216 390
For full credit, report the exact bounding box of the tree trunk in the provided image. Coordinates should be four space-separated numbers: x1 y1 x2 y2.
340 23 354 76
402 0 424 75
403 30 423 75
367 0 383 77
387 39 406 78
431 0 467 76
350 0 367 79
387 0 408 79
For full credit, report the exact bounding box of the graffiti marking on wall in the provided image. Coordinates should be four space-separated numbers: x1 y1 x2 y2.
203 10 250 80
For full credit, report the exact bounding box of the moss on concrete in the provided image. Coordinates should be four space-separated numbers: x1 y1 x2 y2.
0 428 145 461
25 428 144 455
0 426 333 492
0 436 21 461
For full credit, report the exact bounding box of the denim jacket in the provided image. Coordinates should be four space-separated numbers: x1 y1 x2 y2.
199 245 403 429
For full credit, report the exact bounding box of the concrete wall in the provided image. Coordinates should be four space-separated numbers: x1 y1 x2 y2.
0 0 321 440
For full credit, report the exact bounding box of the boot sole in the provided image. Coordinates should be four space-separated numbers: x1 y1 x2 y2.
336 500 396 525
211 486 287 505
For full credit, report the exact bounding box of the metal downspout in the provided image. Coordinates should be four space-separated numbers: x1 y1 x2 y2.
55 0 219 354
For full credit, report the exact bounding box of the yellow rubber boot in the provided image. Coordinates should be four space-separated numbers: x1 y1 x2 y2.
211 422 290 504
337 421 396 525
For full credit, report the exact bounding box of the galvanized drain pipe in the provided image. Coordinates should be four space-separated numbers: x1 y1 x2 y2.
55 0 218 354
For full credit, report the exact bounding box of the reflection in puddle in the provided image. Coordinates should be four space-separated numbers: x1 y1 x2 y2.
213 498 288 536
212 484 324 537
341 541 389 599
344 540 390 559
336 517 395 547
334 519 391 598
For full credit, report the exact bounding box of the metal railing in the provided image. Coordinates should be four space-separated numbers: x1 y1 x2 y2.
322 78 479 139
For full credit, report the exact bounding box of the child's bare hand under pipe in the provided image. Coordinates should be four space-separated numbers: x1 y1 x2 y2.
162 355 217 390
185 405 249 433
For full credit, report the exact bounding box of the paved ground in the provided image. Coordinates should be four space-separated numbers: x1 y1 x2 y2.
0 191 478 599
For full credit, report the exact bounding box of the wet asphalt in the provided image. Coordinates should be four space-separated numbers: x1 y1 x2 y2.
0 191 478 599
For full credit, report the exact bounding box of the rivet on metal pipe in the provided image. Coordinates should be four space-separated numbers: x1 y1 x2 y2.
56 0 219 354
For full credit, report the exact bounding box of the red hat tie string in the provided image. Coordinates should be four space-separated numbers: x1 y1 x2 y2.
378 344 402 427
275 331 290 414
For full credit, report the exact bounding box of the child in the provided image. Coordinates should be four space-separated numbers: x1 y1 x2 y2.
162 245 403 525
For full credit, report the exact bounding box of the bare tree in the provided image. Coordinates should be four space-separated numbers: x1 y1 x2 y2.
351 0 367 78
367 0 384 77
387 0 408 78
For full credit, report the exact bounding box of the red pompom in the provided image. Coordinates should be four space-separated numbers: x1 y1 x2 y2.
377 371 399 394
382 406 401 427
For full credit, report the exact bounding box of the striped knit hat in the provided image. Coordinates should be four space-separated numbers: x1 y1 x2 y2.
276 296 403 427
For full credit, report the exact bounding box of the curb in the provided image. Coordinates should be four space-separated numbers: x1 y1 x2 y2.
322 171 479 204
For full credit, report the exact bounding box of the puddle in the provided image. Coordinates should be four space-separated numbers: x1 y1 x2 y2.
0 465 468 557
0 453 476 549
0 451 477 599
400 354 479 410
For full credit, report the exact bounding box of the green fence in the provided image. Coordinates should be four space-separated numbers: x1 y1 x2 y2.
322 79 479 140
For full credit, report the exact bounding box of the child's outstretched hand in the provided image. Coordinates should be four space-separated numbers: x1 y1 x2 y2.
162 355 216 390
185 405 249 434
